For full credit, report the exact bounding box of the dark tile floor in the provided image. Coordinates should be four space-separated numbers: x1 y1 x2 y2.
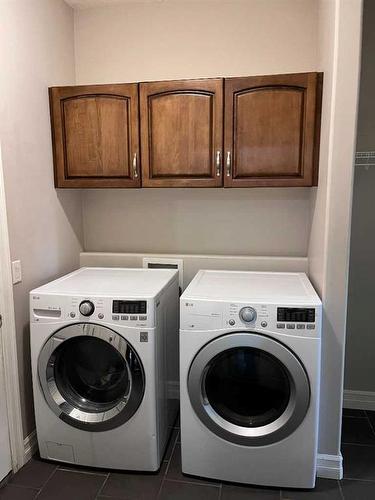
1 410 375 499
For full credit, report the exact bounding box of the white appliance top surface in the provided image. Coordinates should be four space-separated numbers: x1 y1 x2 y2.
31 267 177 297
182 270 321 304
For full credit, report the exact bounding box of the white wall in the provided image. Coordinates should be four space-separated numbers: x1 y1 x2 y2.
75 0 318 257
0 0 83 438
309 0 362 461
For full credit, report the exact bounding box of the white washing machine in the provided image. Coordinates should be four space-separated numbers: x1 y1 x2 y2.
30 267 179 471
180 270 321 489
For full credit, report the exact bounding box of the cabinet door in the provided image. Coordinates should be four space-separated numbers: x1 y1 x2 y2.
49 83 140 188
224 73 322 187
140 79 223 187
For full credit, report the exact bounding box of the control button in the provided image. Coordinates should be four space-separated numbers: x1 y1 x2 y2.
307 324 315 330
229 319 236 326
121 315 128 320
239 307 257 323
98 313 104 320
139 316 147 321
70 312 76 318
112 315 119 321
261 321 268 328
297 324 305 330
286 324 295 329
277 323 285 329
79 300 95 317
130 316 137 321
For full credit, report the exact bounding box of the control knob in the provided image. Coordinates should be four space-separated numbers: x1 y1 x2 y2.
79 300 95 317
239 306 257 323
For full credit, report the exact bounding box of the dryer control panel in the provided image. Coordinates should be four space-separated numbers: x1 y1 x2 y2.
180 300 321 339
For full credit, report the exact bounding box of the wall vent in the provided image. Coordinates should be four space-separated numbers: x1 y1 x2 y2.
142 257 184 293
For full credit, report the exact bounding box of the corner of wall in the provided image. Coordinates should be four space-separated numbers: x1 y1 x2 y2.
310 0 362 458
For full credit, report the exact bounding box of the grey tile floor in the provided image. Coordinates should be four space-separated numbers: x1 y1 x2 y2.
1 410 375 499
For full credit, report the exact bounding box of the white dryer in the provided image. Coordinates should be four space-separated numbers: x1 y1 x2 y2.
30 267 179 471
180 270 321 489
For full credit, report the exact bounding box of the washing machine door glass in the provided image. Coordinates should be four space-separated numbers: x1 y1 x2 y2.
188 332 310 446
38 323 145 432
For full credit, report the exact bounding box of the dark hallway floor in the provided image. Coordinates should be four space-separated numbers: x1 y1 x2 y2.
1 409 375 499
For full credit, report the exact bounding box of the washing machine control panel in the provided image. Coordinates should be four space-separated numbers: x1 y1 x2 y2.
227 303 266 327
239 306 257 323
30 295 154 328
79 300 95 316
277 307 315 323
112 300 147 315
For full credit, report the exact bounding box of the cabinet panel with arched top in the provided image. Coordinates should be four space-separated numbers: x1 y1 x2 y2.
224 73 322 187
140 79 224 187
49 83 140 188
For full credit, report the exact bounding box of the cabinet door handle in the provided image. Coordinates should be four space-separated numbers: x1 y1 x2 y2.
226 151 231 177
216 150 221 177
133 153 138 179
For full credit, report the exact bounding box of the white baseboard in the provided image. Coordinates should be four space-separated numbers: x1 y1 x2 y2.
343 390 375 411
24 430 37 463
316 453 343 480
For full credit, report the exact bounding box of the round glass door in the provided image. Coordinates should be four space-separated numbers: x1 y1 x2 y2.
38 323 145 431
188 333 310 446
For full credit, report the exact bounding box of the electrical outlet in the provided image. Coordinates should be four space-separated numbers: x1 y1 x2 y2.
11 260 22 284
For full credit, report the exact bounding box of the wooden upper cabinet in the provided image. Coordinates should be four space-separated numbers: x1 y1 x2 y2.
224 73 322 187
49 73 322 189
140 79 223 187
49 83 140 188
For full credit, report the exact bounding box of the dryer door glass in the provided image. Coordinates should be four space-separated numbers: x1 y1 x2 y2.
38 323 145 432
204 347 290 428
188 332 310 446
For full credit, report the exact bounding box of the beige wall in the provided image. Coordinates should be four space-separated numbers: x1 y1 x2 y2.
74 0 318 84
0 0 83 438
83 188 311 256
75 0 318 257
309 0 362 458
308 0 335 297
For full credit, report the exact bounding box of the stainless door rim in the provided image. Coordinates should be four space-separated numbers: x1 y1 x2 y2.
38 322 145 432
188 332 310 446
